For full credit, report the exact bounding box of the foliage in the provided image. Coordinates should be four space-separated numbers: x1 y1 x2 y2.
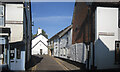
32 33 37 39
32 29 48 39
42 29 48 39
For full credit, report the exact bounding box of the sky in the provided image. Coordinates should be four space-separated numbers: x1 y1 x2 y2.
31 2 75 38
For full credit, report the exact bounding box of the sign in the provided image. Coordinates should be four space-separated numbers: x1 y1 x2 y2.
99 32 114 36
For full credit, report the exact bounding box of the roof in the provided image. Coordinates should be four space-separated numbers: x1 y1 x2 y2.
32 33 48 40
48 25 72 41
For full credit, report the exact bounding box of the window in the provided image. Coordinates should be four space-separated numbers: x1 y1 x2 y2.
55 47 57 55
61 48 62 56
115 41 120 64
63 47 66 56
55 44 57 46
66 37 68 45
10 49 14 59
0 5 4 26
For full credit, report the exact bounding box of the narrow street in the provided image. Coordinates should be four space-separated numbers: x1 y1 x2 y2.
26 55 83 72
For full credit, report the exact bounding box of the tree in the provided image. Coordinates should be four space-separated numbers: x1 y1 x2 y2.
32 33 37 39
42 29 48 39
32 29 48 39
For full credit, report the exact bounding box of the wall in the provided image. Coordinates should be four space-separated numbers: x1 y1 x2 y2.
72 2 95 44
5 2 32 70
54 38 59 57
94 7 120 69
5 4 25 70
55 28 73 59
68 43 87 63
32 35 48 55
5 4 23 43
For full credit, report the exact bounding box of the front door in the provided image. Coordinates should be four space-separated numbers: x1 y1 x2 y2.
10 48 21 70
40 49 42 55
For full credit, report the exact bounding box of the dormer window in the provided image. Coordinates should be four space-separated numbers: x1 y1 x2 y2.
0 5 4 26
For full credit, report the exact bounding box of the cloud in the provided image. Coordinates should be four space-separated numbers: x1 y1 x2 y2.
33 16 72 23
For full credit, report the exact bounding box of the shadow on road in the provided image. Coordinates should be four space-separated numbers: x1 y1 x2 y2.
26 55 43 70
26 70 86 72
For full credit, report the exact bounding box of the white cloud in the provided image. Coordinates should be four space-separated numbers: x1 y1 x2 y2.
33 16 72 23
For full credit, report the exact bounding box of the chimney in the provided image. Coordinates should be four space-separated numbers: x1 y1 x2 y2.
37 27 42 35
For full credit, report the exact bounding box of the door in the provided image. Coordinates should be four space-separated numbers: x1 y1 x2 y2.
10 48 22 70
0 37 8 65
40 49 42 55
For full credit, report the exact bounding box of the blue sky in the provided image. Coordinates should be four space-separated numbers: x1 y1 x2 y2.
31 2 75 38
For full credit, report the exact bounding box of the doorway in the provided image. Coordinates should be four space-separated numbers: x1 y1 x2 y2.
40 49 42 55
0 37 9 65
10 48 22 70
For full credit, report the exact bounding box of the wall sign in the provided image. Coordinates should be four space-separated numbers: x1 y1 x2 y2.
99 32 114 36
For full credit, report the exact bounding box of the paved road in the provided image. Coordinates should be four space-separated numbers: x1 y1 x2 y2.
26 55 120 72
27 55 82 72
33 55 65 71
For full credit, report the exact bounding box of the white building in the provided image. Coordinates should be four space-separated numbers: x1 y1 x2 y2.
32 28 48 55
48 25 73 58
0 0 32 71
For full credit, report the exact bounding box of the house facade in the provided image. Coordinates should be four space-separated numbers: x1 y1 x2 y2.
48 25 73 58
32 28 48 55
72 2 120 70
0 0 32 71
58 25 73 59
48 37 56 56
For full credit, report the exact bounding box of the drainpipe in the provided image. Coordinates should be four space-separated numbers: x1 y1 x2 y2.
87 6 90 70
91 6 95 70
86 44 89 70
90 4 95 70
58 38 60 57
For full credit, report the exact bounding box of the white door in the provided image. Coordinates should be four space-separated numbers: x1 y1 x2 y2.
10 48 22 70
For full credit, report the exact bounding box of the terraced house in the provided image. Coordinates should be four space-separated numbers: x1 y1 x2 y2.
72 1 120 70
0 0 32 71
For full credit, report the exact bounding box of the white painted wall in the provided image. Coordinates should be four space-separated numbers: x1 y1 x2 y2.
55 29 73 59
95 7 120 69
37 28 42 35
54 38 59 57
32 34 48 55
5 4 23 43
53 29 87 63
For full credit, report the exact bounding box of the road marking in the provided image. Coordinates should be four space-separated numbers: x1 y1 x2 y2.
51 56 69 71
56 58 71 70
32 64 37 71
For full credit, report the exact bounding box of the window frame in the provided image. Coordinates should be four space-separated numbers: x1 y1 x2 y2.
115 41 120 64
